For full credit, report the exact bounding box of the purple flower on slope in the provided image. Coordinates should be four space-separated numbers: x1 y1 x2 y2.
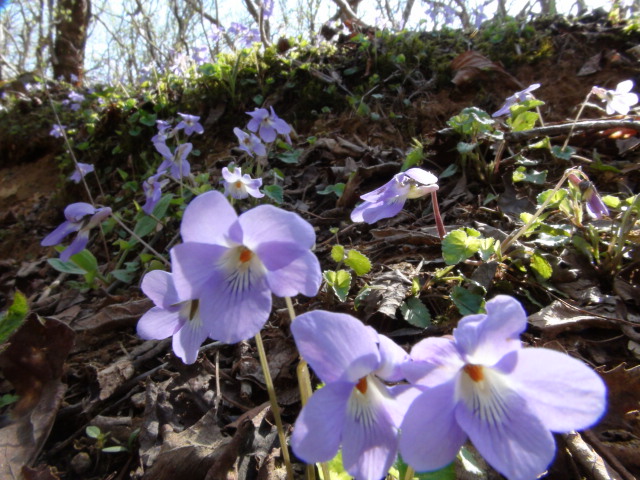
41 202 112 261
175 113 204 136
351 168 439 224
50 124 66 138
170 191 322 343
246 107 292 143
68 162 94 183
568 172 609 220
592 80 639 115
137 270 207 364
221 166 264 199
155 142 192 179
399 295 606 480
492 83 541 117
291 311 416 480
233 127 267 157
151 120 174 145
142 173 170 215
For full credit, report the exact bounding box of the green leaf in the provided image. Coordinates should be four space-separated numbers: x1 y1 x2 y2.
508 110 539 132
0 291 28 344
263 185 283 204
344 249 372 276
48 258 88 275
530 253 553 280
323 270 352 302
456 141 477 154
70 249 99 275
550 145 575 160
442 228 482 265
317 183 345 197
318 450 351 480
400 297 431 328
139 113 157 126
602 195 621 208
331 245 345 263
451 286 484 315
277 149 302 164
401 139 424 171
478 237 498 261
102 445 128 453
134 194 173 239
0 393 19 408
512 166 547 184
86 426 102 439
394 455 455 480
111 269 137 283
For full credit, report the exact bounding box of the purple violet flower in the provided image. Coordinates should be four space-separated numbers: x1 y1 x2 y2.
155 142 192 179
170 190 322 343
175 113 204 136
221 166 264 199
41 202 112 261
68 162 95 183
234 127 267 157
50 124 66 138
568 173 609 220
67 91 85 111
399 295 607 480
142 173 170 215
192 46 210 66
492 83 541 117
151 120 174 145
246 107 292 143
351 168 439 224
592 80 639 115
291 310 416 480
137 269 206 364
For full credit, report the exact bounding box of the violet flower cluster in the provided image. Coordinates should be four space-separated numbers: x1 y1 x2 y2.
41 202 112 261
291 296 607 480
233 107 292 157
492 83 541 117
137 190 322 362
350 168 439 224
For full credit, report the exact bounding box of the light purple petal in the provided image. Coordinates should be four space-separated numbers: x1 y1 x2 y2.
405 336 464 386
64 202 96 221
258 124 276 143
173 319 210 364
180 191 238 244
352 198 407 224
455 387 556 480
291 382 352 462
239 204 316 251
41 221 79 246
454 295 525 365
375 334 409 382
198 271 272 343
509 348 606 432
292 311 380 384
141 269 180 308
399 381 467 472
137 307 183 340
60 231 90 261
170 243 228 299
154 142 173 160
264 251 321 297
404 168 438 186
341 385 399 480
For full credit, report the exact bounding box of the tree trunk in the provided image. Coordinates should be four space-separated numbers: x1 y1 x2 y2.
52 0 91 84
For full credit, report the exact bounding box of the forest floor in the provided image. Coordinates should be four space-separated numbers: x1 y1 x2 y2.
0 11 639 480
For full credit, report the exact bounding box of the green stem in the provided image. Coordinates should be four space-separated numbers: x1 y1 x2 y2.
562 92 592 151
254 332 294 480
111 214 170 267
500 169 575 256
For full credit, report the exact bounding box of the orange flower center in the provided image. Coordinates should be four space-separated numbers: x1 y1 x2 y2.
239 247 253 263
235 180 242 188
463 364 484 383
355 377 368 394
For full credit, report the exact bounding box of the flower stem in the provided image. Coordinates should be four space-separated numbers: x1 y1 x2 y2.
431 191 446 240
562 92 592 151
500 169 574 256
254 332 294 480
111 214 170 267
285 297 330 480
403 466 415 480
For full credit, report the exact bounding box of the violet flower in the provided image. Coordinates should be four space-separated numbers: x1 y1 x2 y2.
592 80 639 115
291 310 416 480
155 142 192 179
221 166 264 199
137 269 207 364
246 107 292 143
151 120 174 146
351 168 439 224
50 124 66 138
175 113 204 136
142 173 170 215
234 127 267 157
492 83 541 117
68 162 95 183
568 173 609 220
170 191 322 343
41 202 112 261
399 295 606 480
67 91 85 111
